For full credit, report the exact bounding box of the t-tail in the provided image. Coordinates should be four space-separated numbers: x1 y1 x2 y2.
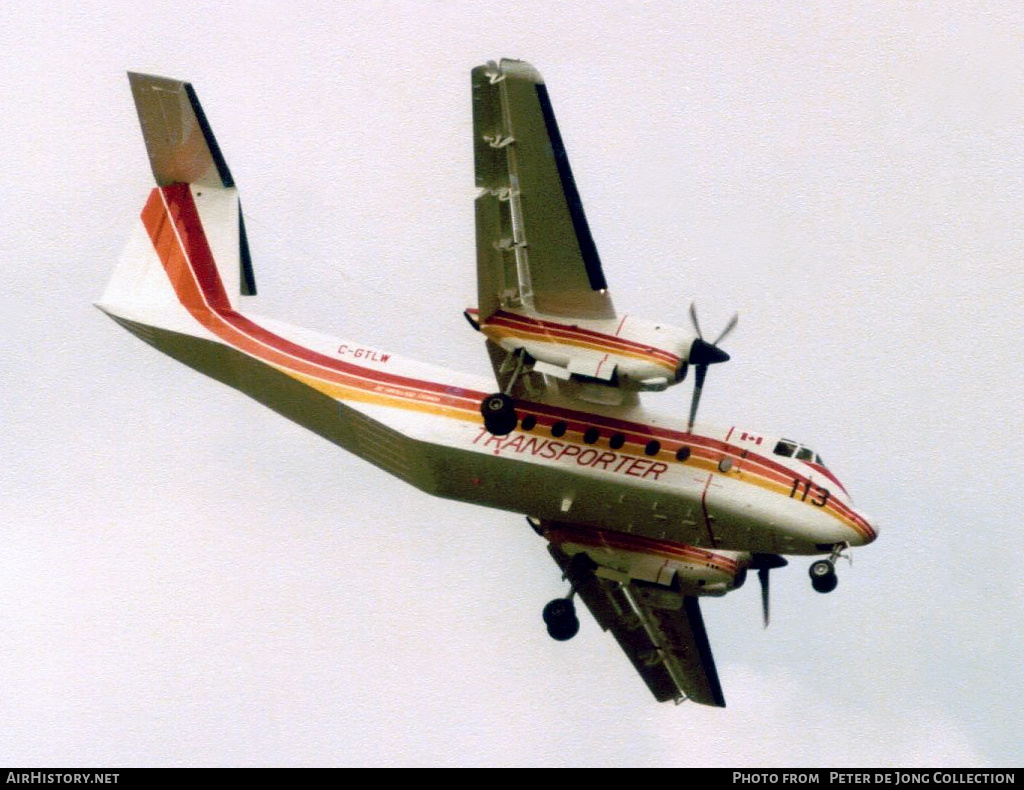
97 73 493 493
97 73 256 338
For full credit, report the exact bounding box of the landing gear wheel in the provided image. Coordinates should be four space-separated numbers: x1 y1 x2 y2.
812 573 838 593
542 598 580 641
809 559 838 594
481 393 517 436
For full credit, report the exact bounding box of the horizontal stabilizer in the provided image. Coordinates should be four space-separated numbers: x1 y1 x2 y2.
128 72 235 188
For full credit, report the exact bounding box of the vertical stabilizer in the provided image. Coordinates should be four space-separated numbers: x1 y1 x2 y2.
102 73 256 329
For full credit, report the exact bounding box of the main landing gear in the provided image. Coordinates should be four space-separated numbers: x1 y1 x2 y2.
543 595 580 641
542 551 595 641
480 349 529 436
480 392 517 436
808 542 848 594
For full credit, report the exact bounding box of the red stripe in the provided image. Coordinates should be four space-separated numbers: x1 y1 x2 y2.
143 185 873 542
512 401 870 538
807 462 849 497
485 310 682 367
545 525 740 574
145 185 485 410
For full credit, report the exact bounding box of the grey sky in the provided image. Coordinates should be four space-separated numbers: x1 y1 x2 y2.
1 1 1022 766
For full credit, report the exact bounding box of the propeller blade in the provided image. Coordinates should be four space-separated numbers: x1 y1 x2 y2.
687 364 707 432
713 312 739 347
759 566 770 628
749 554 788 629
686 304 737 432
689 302 703 339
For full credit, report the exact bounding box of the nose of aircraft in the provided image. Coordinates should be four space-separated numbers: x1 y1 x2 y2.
857 514 880 545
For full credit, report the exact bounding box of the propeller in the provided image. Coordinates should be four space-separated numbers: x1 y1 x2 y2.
749 554 788 628
686 303 738 432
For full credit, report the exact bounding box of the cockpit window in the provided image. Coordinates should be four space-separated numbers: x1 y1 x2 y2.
774 439 827 468
774 440 796 458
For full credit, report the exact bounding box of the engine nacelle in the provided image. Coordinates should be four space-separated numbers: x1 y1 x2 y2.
545 525 750 599
469 307 697 393
672 550 749 597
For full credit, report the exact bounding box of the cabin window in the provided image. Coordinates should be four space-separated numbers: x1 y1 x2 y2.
609 433 625 449
796 447 814 461
583 427 600 444
814 453 825 466
675 446 691 462
521 415 536 431
645 440 661 457
551 421 567 438
774 440 796 458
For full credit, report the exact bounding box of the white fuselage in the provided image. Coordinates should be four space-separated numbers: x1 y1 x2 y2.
101 184 877 602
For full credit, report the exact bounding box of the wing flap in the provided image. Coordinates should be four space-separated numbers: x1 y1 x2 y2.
548 543 726 707
474 184 511 322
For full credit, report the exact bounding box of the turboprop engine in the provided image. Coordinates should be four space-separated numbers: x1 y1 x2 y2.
469 303 737 434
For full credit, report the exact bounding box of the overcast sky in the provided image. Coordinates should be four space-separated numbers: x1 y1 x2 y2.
2 1 1022 767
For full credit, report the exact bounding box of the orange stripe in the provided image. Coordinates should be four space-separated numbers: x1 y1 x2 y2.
545 525 740 575
141 185 483 412
483 310 682 368
140 184 874 544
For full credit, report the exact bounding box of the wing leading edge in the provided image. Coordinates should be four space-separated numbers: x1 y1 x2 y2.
473 60 614 323
548 542 726 707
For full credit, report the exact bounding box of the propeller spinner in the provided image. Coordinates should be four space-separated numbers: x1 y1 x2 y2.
686 303 738 432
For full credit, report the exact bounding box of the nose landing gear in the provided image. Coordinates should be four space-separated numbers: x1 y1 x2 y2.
809 560 838 593
808 542 849 594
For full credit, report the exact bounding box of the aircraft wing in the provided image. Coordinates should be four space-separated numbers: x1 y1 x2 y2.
549 542 726 707
473 60 615 323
